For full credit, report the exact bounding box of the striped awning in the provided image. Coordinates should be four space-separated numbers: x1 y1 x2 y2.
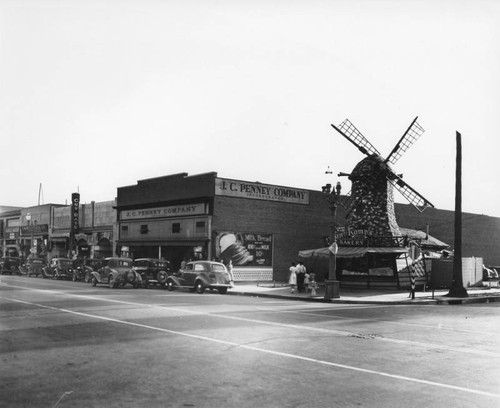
299 246 408 259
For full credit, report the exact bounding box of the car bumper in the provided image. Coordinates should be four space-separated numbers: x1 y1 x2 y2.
208 283 233 289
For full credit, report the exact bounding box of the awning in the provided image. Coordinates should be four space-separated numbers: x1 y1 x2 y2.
299 246 409 259
399 227 450 250
50 233 69 242
117 240 207 247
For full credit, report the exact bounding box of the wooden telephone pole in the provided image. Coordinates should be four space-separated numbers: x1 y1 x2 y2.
447 131 468 298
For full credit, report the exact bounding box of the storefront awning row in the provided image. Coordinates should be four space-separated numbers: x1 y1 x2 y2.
298 246 409 259
117 240 207 247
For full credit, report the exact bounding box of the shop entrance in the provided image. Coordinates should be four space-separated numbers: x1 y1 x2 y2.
94 238 112 259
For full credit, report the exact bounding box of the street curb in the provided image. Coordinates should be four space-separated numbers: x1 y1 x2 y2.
435 295 500 305
228 290 500 305
227 290 438 305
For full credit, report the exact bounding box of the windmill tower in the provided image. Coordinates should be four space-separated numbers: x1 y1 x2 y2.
331 116 434 245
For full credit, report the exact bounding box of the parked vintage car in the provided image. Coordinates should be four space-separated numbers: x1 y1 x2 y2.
42 258 74 280
133 258 172 288
165 260 234 294
19 257 46 277
71 258 104 282
0 257 22 275
90 257 142 289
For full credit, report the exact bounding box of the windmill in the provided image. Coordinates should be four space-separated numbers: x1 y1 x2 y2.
331 116 434 244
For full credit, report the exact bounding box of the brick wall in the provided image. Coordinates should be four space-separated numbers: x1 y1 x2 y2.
213 190 500 280
213 192 336 281
395 204 500 265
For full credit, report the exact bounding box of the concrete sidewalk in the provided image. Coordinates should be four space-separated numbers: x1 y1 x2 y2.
228 281 500 305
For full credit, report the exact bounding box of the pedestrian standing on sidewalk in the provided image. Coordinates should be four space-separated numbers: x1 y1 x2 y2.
296 261 306 293
309 271 318 296
304 269 311 292
227 259 235 284
288 262 297 293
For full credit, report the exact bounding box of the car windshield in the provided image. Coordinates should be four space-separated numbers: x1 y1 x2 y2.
157 262 170 268
59 260 73 267
115 260 131 267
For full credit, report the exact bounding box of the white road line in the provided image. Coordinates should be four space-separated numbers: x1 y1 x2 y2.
3 296 500 401
283 309 500 336
2 283 500 358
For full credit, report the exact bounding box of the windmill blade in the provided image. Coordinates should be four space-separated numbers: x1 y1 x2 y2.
331 119 381 158
385 116 425 165
387 173 434 212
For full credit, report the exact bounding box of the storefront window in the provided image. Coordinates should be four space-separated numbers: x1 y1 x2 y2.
195 221 206 233
7 218 20 227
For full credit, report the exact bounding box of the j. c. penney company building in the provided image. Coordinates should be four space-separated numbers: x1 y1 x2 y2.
115 172 321 282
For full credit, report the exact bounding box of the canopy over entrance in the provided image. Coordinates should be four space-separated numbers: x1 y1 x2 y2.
298 246 409 259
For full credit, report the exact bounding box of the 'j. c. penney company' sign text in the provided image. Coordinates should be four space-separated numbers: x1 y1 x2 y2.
120 203 207 220
215 178 309 205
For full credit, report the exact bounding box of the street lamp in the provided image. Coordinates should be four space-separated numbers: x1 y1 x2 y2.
25 213 34 257
322 179 341 299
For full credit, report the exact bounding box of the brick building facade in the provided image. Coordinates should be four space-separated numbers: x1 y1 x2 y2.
116 172 337 281
51 201 116 259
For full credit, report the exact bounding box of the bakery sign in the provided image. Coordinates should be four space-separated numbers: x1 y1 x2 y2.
215 178 309 205
120 203 207 220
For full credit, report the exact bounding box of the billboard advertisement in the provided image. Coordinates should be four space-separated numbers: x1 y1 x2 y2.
214 231 273 267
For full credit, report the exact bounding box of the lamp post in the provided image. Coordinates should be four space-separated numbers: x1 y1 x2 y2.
25 213 34 257
322 180 341 299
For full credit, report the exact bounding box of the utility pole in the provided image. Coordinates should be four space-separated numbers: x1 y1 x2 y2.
322 181 341 299
447 131 468 298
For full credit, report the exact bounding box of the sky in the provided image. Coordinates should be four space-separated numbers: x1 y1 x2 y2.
1 0 499 217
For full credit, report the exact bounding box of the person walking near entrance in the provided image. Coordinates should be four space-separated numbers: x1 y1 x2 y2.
288 262 297 293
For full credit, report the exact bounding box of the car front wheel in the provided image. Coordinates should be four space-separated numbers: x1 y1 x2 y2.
108 275 116 289
157 271 168 284
166 280 175 291
218 287 228 294
91 276 97 287
195 280 205 294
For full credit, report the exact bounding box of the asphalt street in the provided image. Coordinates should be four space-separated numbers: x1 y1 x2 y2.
1 275 499 408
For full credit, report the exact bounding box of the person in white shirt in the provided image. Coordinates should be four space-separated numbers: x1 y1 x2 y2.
288 262 297 293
